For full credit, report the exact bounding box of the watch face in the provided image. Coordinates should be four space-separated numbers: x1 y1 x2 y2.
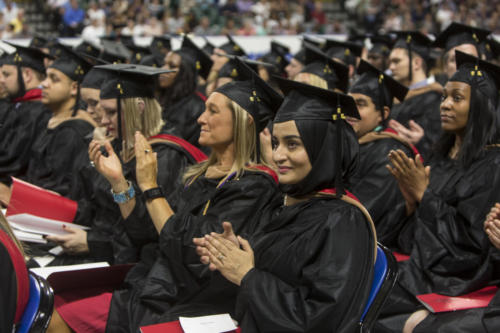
145 187 164 200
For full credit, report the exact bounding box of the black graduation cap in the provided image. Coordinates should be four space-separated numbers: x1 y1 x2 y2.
323 38 363 66
219 35 246 57
119 35 135 48
2 41 49 73
202 36 215 55
303 35 324 48
215 57 283 161
150 35 172 55
139 52 165 68
127 43 152 64
176 35 214 80
218 56 274 80
29 35 49 49
81 67 110 90
273 76 360 197
96 64 176 155
46 39 73 59
49 44 93 82
480 36 500 62
368 35 394 57
301 42 349 92
74 40 101 59
391 31 432 83
259 40 290 75
451 50 500 106
100 40 132 64
432 22 490 54
350 60 408 127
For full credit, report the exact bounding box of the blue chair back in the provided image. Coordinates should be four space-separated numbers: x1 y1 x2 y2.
17 273 54 333
359 243 398 333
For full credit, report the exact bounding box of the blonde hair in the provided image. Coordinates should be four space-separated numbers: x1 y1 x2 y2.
183 98 257 182
294 72 329 90
0 212 26 258
121 97 164 160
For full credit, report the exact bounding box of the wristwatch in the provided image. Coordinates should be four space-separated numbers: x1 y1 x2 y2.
111 181 135 204
143 186 165 201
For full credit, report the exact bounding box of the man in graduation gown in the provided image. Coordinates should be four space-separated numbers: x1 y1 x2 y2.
349 60 417 247
388 31 443 159
0 44 52 206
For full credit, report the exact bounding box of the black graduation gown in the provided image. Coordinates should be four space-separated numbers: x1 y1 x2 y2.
234 197 375 333
106 170 282 333
390 83 442 160
161 93 205 150
23 118 94 198
0 231 19 333
48 138 193 266
351 132 415 248
375 147 500 332
0 99 50 184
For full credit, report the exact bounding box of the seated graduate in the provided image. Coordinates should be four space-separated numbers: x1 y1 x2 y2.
205 34 246 96
257 40 290 90
375 51 500 333
322 38 363 83
285 40 306 80
20 45 96 198
80 67 111 142
46 64 199 266
0 44 52 206
0 53 11 121
196 77 376 333
49 58 283 333
159 35 213 150
0 210 29 333
293 42 349 93
348 60 417 247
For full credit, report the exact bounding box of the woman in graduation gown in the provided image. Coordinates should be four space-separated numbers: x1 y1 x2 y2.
348 60 418 247
159 36 213 150
50 58 283 333
45 64 199 266
374 51 500 332
21 46 96 198
197 78 376 333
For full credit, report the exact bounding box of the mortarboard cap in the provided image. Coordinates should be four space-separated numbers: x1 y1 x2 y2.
301 42 349 92
392 31 432 61
74 40 101 59
451 50 500 106
176 35 214 80
100 40 132 64
368 34 394 57
480 36 500 62
150 35 172 55
323 38 363 66
219 35 246 57
139 52 165 68
29 35 49 49
259 40 290 76
202 36 215 55
126 43 152 64
3 41 50 73
81 67 110 90
432 22 490 54
49 44 93 82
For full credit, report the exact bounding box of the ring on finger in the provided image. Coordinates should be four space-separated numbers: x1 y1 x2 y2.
144 149 151 154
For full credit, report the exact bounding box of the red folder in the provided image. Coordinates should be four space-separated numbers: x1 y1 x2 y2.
416 286 499 313
7 177 77 222
392 251 410 262
140 321 241 333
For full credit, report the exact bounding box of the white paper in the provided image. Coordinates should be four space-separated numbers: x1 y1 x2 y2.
1 208 6 216
32 255 56 267
179 314 237 333
7 213 89 236
13 229 47 244
30 262 109 279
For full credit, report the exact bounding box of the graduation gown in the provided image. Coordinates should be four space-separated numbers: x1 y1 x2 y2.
234 196 375 333
23 118 94 198
161 93 205 150
375 147 500 332
0 92 50 184
351 129 416 248
390 82 442 159
106 169 282 333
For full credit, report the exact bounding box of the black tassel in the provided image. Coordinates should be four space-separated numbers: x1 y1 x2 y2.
407 36 413 84
16 65 26 99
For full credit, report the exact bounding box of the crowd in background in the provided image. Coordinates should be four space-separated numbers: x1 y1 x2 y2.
0 0 499 40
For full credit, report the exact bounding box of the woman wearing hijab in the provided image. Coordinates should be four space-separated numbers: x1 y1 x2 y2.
375 51 500 333
196 78 376 333
159 36 213 150
48 59 283 333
